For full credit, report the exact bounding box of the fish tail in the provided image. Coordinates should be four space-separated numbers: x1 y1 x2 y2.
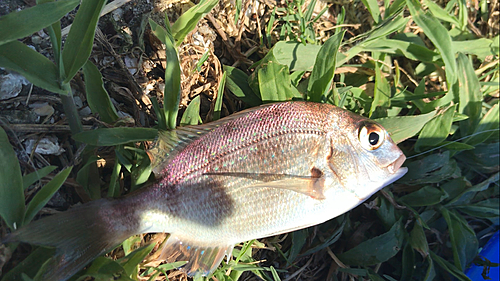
3 198 141 281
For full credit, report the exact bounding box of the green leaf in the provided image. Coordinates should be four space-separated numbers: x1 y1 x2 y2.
422 0 461 27
119 243 155 276
0 40 65 94
62 0 107 83
76 154 101 200
457 53 483 136
440 208 478 271
81 256 133 281
22 166 57 190
369 62 391 117
23 167 72 224
377 195 397 229
385 0 406 17
365 15 409 44
307 31 345 102
249 61 302 103
401 242 415 280
375 109 437 143
270 266 281 281
453 198 500 219
213 72 226 121
73 128 158 146
466 103 499 146
0 127 25 230
171 0 218 46
452 37 499 61
399 185 448 207
400 151 460 185
180 95 201 126
339 16 408 65
287 229 308 264
406 0 458 106
107 157 122 198
298 218 345 257
423 257 436 281
455 142 500 173
441 177 470 204
415 104 456 151
429 251 471 281
361 0 381 23
0 247 55 281
338 220 404 266
268 41 321 72
409 222 429 258
362 38 440 62
224 65 262 107
161 19 181 130
446 173 497 206
0 0 79 45
82 60 119 123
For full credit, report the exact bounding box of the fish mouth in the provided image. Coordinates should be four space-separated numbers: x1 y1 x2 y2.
388 154 406 174
373 154 408 191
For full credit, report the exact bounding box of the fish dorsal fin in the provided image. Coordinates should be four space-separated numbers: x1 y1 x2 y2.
159 235 234 276
149 104 278 176
205 169 327 200
148 128 208 176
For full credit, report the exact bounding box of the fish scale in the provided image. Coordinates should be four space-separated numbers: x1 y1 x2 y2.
4 101 408 280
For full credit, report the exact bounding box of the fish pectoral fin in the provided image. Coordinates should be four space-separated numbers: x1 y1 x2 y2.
159 235 234 277
248 177 327 200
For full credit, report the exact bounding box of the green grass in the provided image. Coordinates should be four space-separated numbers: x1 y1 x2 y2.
0 0 499 280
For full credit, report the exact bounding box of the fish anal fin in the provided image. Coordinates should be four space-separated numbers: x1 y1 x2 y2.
159 235 234 276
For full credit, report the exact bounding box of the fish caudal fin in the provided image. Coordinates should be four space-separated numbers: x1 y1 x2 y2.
159 235 234 277
3 199 139 281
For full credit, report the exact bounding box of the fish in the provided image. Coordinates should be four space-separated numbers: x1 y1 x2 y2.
3 101 408 280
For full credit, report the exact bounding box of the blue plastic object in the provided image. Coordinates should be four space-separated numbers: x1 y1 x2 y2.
466 231 499 281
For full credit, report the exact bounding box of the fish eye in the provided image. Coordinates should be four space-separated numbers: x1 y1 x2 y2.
359 123 385 150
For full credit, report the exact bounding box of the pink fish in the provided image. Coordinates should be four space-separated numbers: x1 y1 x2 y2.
4 101 407 280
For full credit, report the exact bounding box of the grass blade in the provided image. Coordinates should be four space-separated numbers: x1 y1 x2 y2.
62 0 107 83
369 62 391 117
0 40 65 94
24 167 72 224
82 60 119 124
457 53 482 136
406 0 458 106
119 243 155 276
0 0 79 46
171 0 218 46
213 72 227 121
429 251 472 281
361 0 381 23
0 127 25 230
422 0 461 27
22 166 57 190
466 103 499 146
